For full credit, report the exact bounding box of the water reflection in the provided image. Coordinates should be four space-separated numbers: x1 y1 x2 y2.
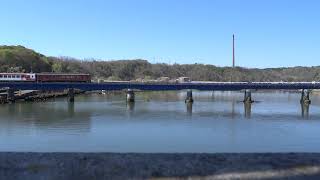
126 102 135 112
186 102 193 116
142 91 181 102
0 102 92 133
244 102 252 119
68 102 75 117
231 101 236 119
301 102 310 119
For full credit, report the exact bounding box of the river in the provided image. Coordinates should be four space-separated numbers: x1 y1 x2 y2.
0 91 320 152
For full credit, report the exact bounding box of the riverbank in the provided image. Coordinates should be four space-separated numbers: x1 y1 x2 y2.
1 153 320 180
0 89 85 104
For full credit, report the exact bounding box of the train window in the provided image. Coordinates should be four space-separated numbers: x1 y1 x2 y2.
4 75 7 78
17 75 21 78
8 75 11 78
0 75 2 78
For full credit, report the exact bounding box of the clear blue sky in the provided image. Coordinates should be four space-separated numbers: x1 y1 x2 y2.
0 0 319 68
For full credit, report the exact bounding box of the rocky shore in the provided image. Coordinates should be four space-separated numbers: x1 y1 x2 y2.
1 152 320 180
0 89 86 104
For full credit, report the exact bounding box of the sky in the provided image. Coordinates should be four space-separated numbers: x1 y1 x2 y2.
0 0 319 68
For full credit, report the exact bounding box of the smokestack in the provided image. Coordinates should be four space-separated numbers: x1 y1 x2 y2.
233 34 235 68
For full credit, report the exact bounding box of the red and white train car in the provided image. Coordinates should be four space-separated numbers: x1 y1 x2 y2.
36 73 91 82
0 73 36 81
0 73 91 82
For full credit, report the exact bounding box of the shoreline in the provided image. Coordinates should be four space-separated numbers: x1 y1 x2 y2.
1 152 320 180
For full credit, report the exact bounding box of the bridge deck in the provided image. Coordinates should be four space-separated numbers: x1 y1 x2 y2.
0 82 319 91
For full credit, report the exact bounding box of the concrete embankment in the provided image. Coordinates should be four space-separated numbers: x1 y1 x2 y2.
1 153 320 180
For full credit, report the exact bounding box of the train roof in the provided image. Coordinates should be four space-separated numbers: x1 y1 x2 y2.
36 73 90 75
0 73 35 74
0 73 90 76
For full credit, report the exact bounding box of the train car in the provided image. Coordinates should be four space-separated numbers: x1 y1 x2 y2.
36 73 91 82
0 73 36 82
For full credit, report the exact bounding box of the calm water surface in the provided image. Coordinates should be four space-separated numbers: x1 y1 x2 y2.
1 91 320 153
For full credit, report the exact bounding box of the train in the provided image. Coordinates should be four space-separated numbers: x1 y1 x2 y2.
0 73 91 82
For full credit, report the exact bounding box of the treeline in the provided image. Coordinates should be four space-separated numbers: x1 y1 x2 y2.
1 45 320 82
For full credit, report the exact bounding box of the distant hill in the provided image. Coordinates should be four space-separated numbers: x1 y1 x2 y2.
0 45 52 73
1 45 320 82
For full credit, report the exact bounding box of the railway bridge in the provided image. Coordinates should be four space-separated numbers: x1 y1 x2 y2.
0 81 317 104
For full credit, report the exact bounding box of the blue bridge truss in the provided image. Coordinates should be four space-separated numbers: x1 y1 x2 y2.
0 82 319 91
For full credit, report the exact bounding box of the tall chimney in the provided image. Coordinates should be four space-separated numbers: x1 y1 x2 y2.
233 34 235 68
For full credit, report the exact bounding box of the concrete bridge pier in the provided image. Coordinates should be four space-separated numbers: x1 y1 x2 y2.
243 90 253 103
300 89 311 105
126 89 135 102
6 88 15 103
185 90 193 103
67 88 75 102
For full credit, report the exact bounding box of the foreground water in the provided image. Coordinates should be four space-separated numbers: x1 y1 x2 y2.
0 91 320 153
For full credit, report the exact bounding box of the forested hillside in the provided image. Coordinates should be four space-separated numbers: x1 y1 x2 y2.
1 45 320 82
